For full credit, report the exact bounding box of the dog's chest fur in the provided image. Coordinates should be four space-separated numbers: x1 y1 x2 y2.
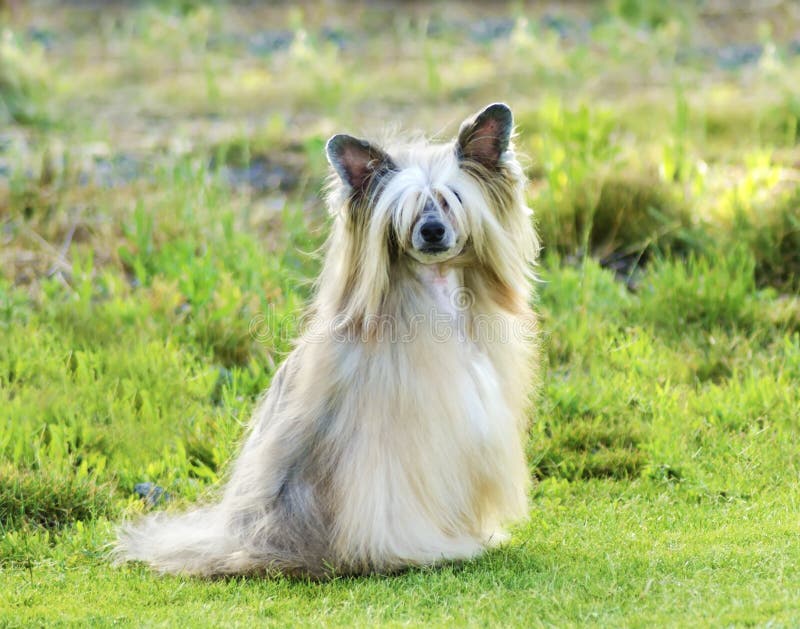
416 265 464 318
327 268 523 565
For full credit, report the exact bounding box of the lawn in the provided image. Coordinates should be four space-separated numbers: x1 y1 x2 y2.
1 0 800 626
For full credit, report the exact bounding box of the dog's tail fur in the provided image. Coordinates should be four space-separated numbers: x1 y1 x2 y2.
114 353 331 577
115 495 319 578
115 507 240 576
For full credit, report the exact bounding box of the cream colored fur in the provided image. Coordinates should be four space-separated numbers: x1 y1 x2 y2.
115 103 539 578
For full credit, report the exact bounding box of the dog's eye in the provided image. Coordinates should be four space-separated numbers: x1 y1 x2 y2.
452 190 462 205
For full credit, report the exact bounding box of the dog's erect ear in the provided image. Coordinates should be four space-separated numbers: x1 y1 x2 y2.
326 135 396 191
456 103 513 167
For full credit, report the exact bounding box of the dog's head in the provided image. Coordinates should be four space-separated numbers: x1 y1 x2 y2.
326 103 520 266
322 103 537 320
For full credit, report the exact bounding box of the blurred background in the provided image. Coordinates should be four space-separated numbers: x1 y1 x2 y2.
2 1 799 286
1 1 800 601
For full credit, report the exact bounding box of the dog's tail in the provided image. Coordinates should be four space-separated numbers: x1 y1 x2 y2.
113 353 324 577
114 506 263 576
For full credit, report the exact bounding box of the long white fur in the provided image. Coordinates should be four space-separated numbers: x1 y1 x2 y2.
115 104 539 578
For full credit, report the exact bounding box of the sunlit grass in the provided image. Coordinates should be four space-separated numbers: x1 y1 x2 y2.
1 0 799 625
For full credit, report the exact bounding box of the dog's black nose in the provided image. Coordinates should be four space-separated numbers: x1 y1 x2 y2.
420 220 446 244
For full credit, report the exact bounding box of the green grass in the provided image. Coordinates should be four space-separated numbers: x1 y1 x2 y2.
2 0 800 626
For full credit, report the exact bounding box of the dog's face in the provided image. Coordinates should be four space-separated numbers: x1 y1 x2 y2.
406 191 464 264
325 104 514 267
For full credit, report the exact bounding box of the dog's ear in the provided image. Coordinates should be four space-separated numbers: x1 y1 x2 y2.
326 135 396 192
456 103 513 168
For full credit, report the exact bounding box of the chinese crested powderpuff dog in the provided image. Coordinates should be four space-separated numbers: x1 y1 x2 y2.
116 103 540 578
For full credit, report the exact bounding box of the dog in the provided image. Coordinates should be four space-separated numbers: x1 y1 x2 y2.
116 103 539 578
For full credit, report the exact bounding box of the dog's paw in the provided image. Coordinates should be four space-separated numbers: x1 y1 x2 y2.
485 529 510 547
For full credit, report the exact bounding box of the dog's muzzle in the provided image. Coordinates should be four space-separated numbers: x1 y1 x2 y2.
418 219 448 253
